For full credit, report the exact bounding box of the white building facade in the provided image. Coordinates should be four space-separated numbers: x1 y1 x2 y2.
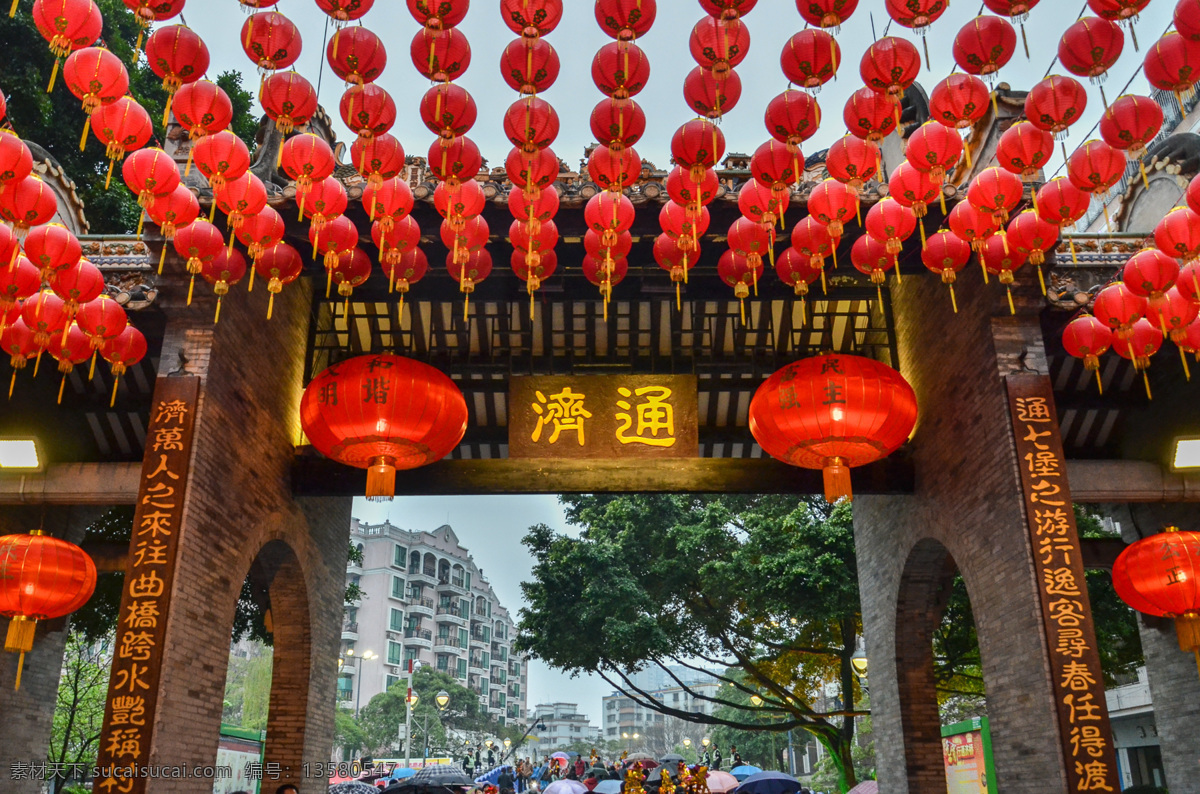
528 702 602 750
340 520 528 726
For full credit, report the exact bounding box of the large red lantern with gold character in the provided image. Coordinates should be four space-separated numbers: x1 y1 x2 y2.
0 530 96 689
1113 528 1200 668
301 354 468 501
749 354 917 502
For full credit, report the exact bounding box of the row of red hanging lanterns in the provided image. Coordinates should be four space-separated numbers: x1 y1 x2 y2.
502 0 564 319
1061 171 1200 400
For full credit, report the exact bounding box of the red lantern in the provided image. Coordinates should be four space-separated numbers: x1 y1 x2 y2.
749 354 918 502
49 258 104 320
683 66 741 119
592 41 649 98
1 319 39 396
851 233 897 293
1144 32 1200 97
701 0 756 18
582 254 628 309
428 136 482 186
591 97 646 150
282 133 336 214
1124 248 1180 313
0 256 40 318
1058 17 1123 95
1007 208 1059 280
948 200 999 258
0 531 96 689
1036 177 1091 231
509 218 558 256
781 30 839 91
310 213 359 276
790 216 834 289
865 197 917 254
1113 528 1200 659
929 73 989 130
953 15 1016 82
436 179 485 226
411 27 471 82
584 229 632 262
1100 94 1164 188
689 17 750 78
173 219 224 303
588 145 641 193
0 132 34 192
351 133 405 188
23 223 81 281
101 324 147 405
654 233 697 304
1068 139 1127 200
341 83 396 142
843 88 896 143
906 122 963 186
121 148 180 219
506 147 559 196
660 202 709 251
329 247 371 301
172 79 232 147
997 121 1054 181
738 178 789 227
254 242 304 319
441 216 489 267
967 166 1024 224
1148 286 1200 350
1089 0 1150 24
860 37 921 100
363 177 414 230
980 234 1028 311
775 246 821 307
672 119 725 184
796 0 859 31
21 289 68 350
75 293 128 365
1155 206 1200 263
214 172 268 233
62 47 128 149
406 0 469 28
922 229 972 310
1093 282 1148 340
751 140 799 189
826 135 878 191
666 166 719 214
888 162 941 223
1177 0 1200 43
328 26 387 85
504 97 560 153
89 98 153 186
595 0 657 40
717 250 762 322
0 175 59 234
510 186 560 230
374 235 426 304
300 354 468 500
146 185 199 268
511 249 557 315
234 206 285 270
121 0 184 28
765 89 821 148
241 11 302 73
585 193 634 247
317 0 372 22
808 179 858 239
728 216 772 270
420 83 477 140
446 249 493 317
31 0 102 91
501 0 563 38
1115 317 1163 396
502 37 560 95
885 0 948 66
145 24 208 125
1025 75 1089 139
260 71 318 134
198 248 247 322
1063 314 1114 391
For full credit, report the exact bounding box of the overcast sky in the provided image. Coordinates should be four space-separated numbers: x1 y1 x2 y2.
352 495 619 723
179 2 1176 180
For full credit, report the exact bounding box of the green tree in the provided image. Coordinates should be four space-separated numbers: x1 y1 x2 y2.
215 70 259 150
335 705 368 760
222 642 273 731
48 632 113 794
517 495 866 793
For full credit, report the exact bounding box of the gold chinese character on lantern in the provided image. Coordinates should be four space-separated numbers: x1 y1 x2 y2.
531 388 592 445
615 386 677 447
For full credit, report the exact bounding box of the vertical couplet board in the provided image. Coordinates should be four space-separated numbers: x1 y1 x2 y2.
1006 374 1119 792
93 377 201 794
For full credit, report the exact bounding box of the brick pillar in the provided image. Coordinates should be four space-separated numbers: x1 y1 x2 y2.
102 272 350 791
853 271 1071 791
1115 504 1200 793
0 506 104 794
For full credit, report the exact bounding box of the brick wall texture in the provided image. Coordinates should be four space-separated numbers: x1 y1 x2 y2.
137 270 351 790
852 270 1071 791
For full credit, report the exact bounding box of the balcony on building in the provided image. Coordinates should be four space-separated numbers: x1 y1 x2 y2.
408 566 437 585
408 596 435 615
342 619 359 642
434 635 463 650
404 627 433 648
469 655 486 672
438 575 467 594
436 603 467 623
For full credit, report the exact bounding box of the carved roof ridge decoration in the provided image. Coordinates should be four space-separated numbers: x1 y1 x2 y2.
23 140 90 235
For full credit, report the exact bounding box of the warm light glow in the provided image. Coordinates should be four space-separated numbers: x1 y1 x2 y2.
830 406 845 422
622 732 629 739
362 650 377 660
851 649 869 676
1173 438 1200 470
504 738 512 747
407 691 419 706
683 738 691 747
436 689 451 709
0 439 40 470
702 737 710 747
749 694 763 707
633 733 639 739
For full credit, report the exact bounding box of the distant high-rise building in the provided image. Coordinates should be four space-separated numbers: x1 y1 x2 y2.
341 519 527 726
601 668 723 746
528 702 602 751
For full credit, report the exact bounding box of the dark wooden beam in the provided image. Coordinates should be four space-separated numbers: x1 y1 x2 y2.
291 451 915 497
1080 538 1127 572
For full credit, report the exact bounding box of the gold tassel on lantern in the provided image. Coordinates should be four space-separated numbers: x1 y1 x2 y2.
822 457 852 503
365 455 397 502
5 615 36 690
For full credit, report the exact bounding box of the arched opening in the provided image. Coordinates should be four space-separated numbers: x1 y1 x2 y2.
438 558 451 583
894 538 988 792
423 552 437 577
409 550 421 573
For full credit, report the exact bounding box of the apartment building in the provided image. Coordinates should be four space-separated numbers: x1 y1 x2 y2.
339 519 528 726
528 702 602 750
601 667 723 739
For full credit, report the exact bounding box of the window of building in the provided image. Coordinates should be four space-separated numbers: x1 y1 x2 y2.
437 656 449 671
457 658 467 679
459 598 470 616
464 572 471 589
394 545 407 568
483 626 491 642
458 628 469 647
337 674 353 701
404 648 420 664
482 652 490 666
607 728 617 736
390 608 405 632
385 674 400 692
672 692 679 702
391 576 406 600
387 641 403 666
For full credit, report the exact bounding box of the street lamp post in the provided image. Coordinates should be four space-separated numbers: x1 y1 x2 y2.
420 689 451 763
350 649 378 718
404 660 422 769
